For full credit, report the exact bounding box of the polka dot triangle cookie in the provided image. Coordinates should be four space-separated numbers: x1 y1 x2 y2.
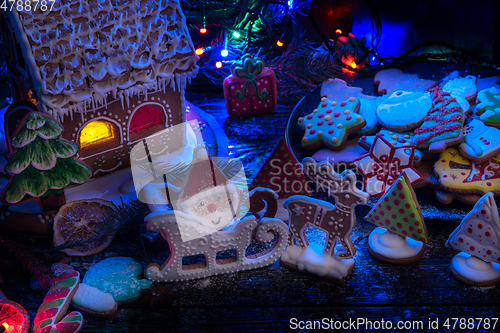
364 173 428 264
445 192 500 286
365 173 428 242
298 97 364 150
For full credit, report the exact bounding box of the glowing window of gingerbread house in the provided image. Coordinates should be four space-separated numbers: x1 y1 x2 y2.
79 120 116 148
129 105 164 134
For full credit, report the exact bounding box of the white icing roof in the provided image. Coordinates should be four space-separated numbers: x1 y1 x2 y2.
8 0 198 118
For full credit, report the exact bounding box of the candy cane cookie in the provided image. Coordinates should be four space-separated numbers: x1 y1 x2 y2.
33 270 84 333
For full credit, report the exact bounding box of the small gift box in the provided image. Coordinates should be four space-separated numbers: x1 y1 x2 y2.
223 54 277 117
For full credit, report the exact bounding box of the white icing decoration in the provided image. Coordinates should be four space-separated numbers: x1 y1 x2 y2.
443 75 478 99
73 283 116 312
368 227 423 259
275 198 290 221
280 243 354 280
356 98 379 134
376 90 432 129
451 94 470 114
451 252 500 283
476 87 500 111
5 1 199 119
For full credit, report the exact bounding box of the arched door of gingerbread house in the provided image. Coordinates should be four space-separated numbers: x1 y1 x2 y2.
128 103 166 143
3 101 39 156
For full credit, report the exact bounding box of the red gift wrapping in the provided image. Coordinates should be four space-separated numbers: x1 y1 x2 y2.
223 68 277 117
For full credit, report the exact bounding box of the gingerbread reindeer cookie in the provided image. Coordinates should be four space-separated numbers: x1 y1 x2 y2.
279 158 369 283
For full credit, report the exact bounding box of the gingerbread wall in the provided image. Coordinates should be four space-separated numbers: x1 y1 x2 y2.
59 87 184 176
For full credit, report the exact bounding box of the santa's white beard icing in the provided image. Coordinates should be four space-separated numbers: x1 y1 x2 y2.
179 182 241 231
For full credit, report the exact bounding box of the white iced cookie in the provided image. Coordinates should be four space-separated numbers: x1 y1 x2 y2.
450 252 500 286
368 228 424 263
376 90 432 131
280 244 355 281
443 75 478 103
72 283 118 318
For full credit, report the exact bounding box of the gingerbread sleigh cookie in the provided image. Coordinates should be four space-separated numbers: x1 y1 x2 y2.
279 158 369 284
445 192 500 286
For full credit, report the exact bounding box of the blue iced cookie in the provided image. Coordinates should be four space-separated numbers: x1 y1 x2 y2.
82 257 152 303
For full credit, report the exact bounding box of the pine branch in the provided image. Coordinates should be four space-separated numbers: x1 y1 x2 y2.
0 236 54 287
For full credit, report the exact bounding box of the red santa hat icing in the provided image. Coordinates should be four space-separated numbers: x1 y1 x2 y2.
446 192 500 263
178 148 239 213
249 138 311 198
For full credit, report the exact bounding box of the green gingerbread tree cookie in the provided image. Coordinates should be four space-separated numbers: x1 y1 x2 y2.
365 173 429 243
1 112 93 211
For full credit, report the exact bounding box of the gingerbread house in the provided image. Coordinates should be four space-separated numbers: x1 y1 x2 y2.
0 0 198 176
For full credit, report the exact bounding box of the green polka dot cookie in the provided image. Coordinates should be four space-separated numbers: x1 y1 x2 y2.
298 97 364 151
365 173 428 243
364 173 429 264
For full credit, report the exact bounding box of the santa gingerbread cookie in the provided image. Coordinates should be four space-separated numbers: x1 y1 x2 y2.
364 173 429 264
445 192 500 286
249 138 311 221
281 158 369 283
